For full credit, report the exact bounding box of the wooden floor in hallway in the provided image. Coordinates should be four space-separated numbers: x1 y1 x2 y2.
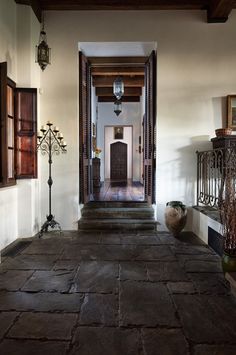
92 179 144 201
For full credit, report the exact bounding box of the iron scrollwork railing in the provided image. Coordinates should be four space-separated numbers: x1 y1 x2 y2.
196 147 236 208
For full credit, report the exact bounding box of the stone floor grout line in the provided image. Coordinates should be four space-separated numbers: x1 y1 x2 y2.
19 270 37 292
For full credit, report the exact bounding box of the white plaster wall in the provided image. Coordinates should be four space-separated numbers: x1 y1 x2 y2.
191 208 222 244
97 103 141 182
40 10 236 230
104 126 132 180
0 1 40 250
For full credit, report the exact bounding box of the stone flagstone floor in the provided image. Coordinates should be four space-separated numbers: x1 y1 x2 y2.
0 230 236 355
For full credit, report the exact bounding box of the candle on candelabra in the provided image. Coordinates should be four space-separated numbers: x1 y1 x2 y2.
41 125 47 132
47 120 53 126
53 126 59 132
58 133 63 139
61 141 67 147
37 131 43 139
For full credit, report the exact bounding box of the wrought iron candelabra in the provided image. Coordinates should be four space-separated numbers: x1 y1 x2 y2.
37 121 67 237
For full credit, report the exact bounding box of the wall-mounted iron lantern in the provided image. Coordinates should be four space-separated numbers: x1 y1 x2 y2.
36 17 51 71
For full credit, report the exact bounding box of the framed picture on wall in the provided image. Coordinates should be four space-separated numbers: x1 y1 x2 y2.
227 95 236 130
114 126 123 139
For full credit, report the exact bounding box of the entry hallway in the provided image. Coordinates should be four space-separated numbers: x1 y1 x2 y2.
0 230 236 354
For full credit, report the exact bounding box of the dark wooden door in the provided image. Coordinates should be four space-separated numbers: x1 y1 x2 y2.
110 142 127 181
144 50 156 204
79 51 92 203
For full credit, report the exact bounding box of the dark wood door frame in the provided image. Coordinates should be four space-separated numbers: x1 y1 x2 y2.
79 50 157 205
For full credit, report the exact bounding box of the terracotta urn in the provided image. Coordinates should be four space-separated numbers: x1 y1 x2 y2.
165 201 187 237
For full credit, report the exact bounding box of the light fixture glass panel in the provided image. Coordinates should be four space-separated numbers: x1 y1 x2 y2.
113 76 124 100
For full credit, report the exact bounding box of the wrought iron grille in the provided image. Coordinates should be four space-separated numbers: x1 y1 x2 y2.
196 147 236 208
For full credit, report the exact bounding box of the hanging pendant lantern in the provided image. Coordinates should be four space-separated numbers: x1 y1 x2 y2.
113 76 124 100
36 17 51 71
114 100 122 116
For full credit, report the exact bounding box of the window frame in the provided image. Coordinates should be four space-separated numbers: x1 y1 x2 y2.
0 61 38 188
0 62 16 188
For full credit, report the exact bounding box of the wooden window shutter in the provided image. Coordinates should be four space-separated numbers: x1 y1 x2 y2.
15 88 37 179
79 51 92 203
0 62 7 184
144 50 156 204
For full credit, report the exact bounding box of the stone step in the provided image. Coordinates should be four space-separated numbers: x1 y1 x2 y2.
78 218 157 231
85 201 149 208
81 207 154 219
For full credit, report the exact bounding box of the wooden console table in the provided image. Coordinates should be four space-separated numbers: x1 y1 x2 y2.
92 157 101 188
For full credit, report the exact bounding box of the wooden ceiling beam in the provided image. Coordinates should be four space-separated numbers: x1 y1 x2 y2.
96 87 142 97
207 0 234 22
88 57 148 65
91 66 144 76
16 1 236 23
15 0 42 22
40 0 206 11
98 96 140 103
92 76 144 88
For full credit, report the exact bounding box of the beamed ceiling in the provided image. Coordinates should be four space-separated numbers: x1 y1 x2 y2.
14 1 235 103
15 0 236 23
90 56 145 103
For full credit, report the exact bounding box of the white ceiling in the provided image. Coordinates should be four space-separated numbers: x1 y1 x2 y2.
79 42 156 56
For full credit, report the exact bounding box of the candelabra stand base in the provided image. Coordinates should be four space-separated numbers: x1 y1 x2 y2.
38 214 62 238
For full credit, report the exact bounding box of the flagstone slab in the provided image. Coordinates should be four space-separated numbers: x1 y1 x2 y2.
21 240 64 255
147 261 189 281
8 312 77 340
173 294 236 343
142 328 189 355
193 345 236 355
134 245 176 261
100 234 121 244
71 327 140 355
0 291 82 312
189 272 230 294
167 282 196 294
120 262 147 281
79 294 118 326
53 259 79 271
73 261 118 293
21 270 74 293
120 280 179 327
171 245 215 256
0 255 57 270
62 244 135 261
71 233 102 244
120 234 160 245
0 270 33 291
0 312 19 339
0 339 68 355
184 260 222 273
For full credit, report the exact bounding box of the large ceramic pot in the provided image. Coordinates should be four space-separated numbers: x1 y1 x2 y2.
165 201 187 237
222 252 236 273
